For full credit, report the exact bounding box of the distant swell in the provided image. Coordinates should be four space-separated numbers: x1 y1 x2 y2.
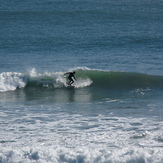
0 68 163 92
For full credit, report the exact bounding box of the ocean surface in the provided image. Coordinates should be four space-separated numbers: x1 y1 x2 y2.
0 0 163 162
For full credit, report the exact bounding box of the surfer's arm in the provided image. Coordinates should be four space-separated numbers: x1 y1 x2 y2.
64 72 70 75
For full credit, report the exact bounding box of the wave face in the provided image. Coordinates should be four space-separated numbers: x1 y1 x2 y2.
0 68 163 92
76 68 163 90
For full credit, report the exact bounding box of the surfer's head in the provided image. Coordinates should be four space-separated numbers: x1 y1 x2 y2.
73 71 76 74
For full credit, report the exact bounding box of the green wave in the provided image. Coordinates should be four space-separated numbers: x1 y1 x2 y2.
75 69 163 90
25 68 163 90
1 68 163 92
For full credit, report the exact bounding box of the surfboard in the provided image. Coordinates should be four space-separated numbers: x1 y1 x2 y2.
66 85 74 88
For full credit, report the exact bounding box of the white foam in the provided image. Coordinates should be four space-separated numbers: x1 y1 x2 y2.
28 68 38 77
0 143 162 163
0 104 163 163
0 72 26 92
74 78 92 88
55 75 67 88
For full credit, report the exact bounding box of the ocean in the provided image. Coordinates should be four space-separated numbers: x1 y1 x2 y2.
0 0 163 162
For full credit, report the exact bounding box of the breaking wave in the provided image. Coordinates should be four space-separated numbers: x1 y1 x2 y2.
0 67 163 92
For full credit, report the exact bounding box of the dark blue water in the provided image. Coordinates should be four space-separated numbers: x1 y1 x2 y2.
1 0 163 73
0 0 163 162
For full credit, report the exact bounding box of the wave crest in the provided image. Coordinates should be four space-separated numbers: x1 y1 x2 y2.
0 68 163 92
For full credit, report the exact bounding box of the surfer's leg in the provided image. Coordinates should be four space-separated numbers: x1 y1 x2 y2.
71 80 74 84
68 77 72 85
69 79 74 85
68 81 71 85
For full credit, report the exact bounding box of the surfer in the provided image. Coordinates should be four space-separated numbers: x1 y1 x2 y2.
64 71 77 85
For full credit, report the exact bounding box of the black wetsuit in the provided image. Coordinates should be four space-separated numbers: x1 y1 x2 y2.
68 73 74 81
66 72 76 85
